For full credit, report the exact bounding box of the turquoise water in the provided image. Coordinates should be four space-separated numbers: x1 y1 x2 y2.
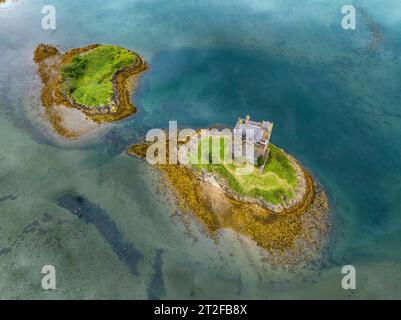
1 0 400 299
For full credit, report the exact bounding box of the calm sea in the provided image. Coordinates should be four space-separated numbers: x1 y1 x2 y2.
0 0 400 298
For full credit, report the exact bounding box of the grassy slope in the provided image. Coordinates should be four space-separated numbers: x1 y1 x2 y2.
189 137 297 205
61 45 135 107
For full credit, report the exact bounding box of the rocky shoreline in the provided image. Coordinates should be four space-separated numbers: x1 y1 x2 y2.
127 142 331 267
34 43 148 138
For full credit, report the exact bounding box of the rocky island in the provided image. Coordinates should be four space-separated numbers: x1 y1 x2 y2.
34 44 148 138
128 117 331 267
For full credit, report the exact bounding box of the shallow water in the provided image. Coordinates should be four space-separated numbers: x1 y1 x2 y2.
0 0 400 299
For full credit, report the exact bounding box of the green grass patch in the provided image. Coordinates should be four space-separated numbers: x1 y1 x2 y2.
61 45 136 107
188 136 298 205
264 144 297 187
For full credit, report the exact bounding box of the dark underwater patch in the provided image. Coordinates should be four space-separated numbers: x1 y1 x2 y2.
0 248 11 256
0 194 17 203
57 193 143 276
147 249 166 300
22 221 40 234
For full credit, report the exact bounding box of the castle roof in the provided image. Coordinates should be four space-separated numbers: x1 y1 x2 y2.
235 117 273 144
236 123 264 142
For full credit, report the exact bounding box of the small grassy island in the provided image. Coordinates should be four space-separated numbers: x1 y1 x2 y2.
128 117 330 267
61 46 135 107
34 43 148 138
